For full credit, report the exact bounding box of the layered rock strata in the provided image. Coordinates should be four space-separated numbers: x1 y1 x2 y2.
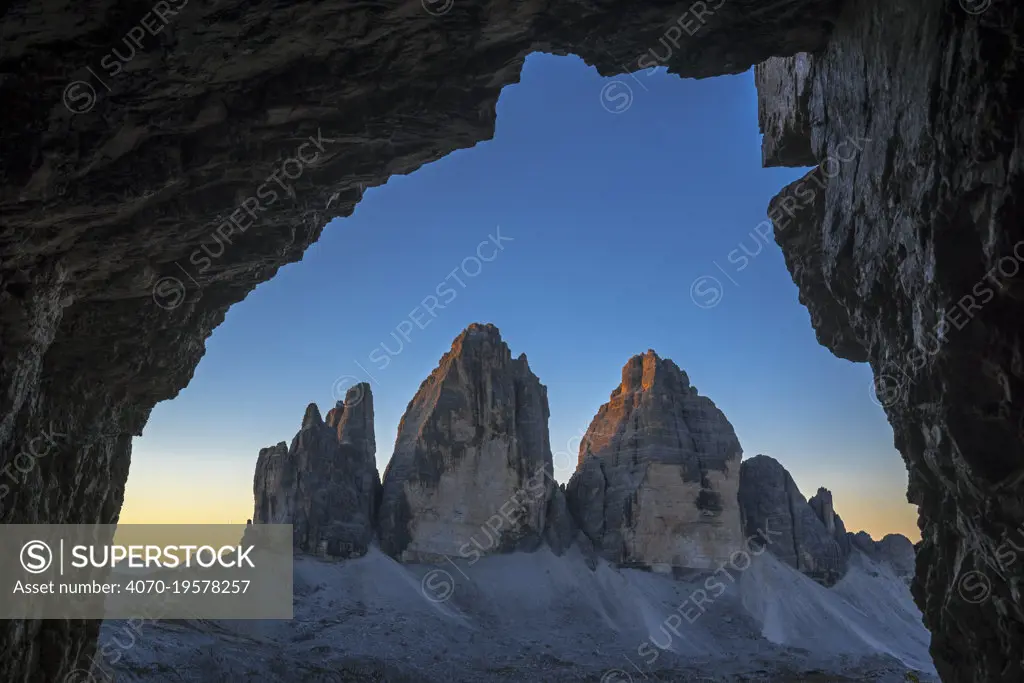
251 384 380 557
377 323 560 563
756 1 1024 677
565 351 744 570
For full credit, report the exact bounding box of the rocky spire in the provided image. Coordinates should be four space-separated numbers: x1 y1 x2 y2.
565 350 744 570
377 323 568 562
738 454 845 582
251 386 381 557
326 383 376 459
808 486 851 557
302 402 323 429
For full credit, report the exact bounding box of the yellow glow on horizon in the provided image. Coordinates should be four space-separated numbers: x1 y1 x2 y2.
122 454 921 543
120 455 254 525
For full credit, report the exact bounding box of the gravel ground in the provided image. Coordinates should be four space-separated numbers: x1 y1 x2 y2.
95 548 937 683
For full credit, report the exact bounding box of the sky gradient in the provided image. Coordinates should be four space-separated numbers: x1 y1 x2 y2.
122 53 919 541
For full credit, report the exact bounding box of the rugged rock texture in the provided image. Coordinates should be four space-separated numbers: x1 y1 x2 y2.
251 384 380 557
565 351 744 570
543 483 575 555
740 459 916 586
808 486 852 557
738 454 846 583
2 0 1022 679
755 52 814 167
378 323 558 563
757 1 1024 679
851 531 917 580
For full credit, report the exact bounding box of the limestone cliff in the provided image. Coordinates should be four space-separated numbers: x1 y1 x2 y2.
738 454 846 584
565 351 744 570
251 384 380 557
377 323 559 563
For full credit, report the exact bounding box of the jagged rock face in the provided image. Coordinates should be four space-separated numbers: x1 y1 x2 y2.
741 461 916 585
755 51 814 167
543 484 575 556
1 0 1021 678
808 486 852 557
738 454 846 583
851 531 917 580
565 351 743 570
378 323 557 563
326 387 376 460
251 385 380 557
757 1 1024 679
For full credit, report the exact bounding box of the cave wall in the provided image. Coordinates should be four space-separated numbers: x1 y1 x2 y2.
0 1 839 678
0 0 1020 680
757 0 1024 680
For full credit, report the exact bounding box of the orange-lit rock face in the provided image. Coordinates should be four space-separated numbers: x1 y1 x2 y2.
567 351 744 569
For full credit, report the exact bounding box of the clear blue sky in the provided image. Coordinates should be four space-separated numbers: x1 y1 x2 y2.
124 53 917 540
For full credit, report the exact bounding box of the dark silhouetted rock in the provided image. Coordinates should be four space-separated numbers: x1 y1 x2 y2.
850 531 916 581
2 0 1021 678
809 487 852 557
251 385 380 557
565 351 744 570
755 53 816 167
757 4 1024 678
543 484 575 556
377 323 559 563
738 455 845 584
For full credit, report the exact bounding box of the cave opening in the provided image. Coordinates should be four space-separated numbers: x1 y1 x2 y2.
121 53 915 546
3 0 1021 680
